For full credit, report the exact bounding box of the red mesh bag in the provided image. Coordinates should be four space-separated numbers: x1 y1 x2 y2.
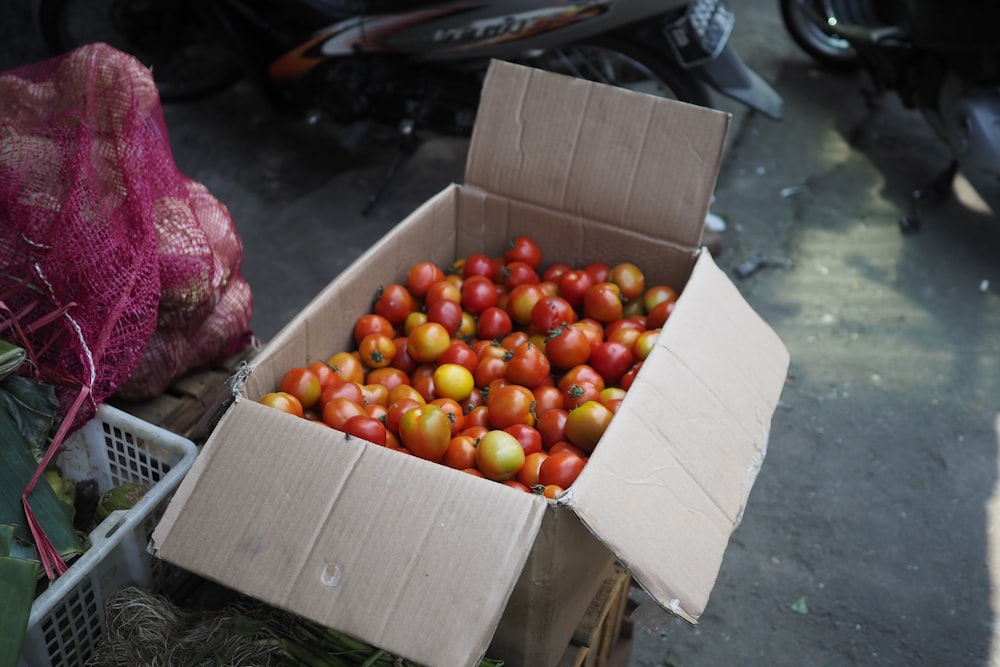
0 43 252 575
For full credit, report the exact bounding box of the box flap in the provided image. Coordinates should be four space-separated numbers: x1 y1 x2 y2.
565 249 790 624
466 60 730 249
153 399 546 667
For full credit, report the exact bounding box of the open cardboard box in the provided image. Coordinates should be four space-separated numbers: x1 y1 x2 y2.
152 60 790 667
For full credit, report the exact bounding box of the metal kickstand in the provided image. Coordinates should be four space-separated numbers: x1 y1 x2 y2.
362 119 419 217
899 160 958 234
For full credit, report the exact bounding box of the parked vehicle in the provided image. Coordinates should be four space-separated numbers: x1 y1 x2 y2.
781 0 1000 229
38 0 781 210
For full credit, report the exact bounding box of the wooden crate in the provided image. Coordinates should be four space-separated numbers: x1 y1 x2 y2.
110 346 257 446
558 564 633 667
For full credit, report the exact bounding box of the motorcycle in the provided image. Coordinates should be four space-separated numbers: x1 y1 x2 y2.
781 0 1000 230
38 0 782 211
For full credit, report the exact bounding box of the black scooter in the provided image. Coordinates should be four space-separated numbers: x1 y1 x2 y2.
781 0 1000 230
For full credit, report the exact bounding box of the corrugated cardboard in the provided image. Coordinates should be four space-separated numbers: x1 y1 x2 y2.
152 60 790 667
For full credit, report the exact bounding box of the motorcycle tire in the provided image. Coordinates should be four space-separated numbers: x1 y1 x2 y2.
780 0 868 69
521 36 713 110
38 0 241 101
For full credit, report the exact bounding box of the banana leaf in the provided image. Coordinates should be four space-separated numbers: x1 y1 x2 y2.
0 403 86 565
0 524 40 667
0 374 60 463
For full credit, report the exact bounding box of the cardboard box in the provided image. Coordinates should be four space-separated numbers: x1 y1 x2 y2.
152 60 790 667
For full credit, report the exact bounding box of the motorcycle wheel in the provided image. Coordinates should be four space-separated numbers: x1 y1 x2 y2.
521 36 712 109
780 0 875 69
38 0 241 101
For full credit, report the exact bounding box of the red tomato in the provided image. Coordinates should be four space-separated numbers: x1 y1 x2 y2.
461 275 499 315
506 284 546 325
366 366 410 392
476 306 513 341
319 379 364 408
343 414 387 446
353 314 396 346
358 333 397 370
504 235 543 269
530 295 577 334
476 429 527 481
646 300 675 329
585 262 611 284
609 262 646 301
321 397 366 430
474 355 509 389
374 283 416 325
442 435 479 470
501 331 530 351
430 397 466 436
424 280 462 308
573 319 605 349
562 380 602 410
607 325 642 351
407 322 452 364
327 351 365 384
535 408 569 449
532 384 565 415
460 387 486 413
504 423 543 456
387 384 426 407
542 262 573 283
502 261 541 289
538 450 586 488
385 397 422 435
487 384 537 429
545 325 592 370
426 298 464 336
506 341 551 389
259 391 304 417
388 336 418 374
542 484 565 499
307 361 339 390
583 282 624 323
548 441 588 458
360 383 389 407
278 367 322 410
589 340 634 386
462 252 498 280
405 261 446 299
398 404 453 461
517 451 549 487
620 361 644 391
564 400 614 454
556 269 594 310
632 329 659 361
643 284 679 313
438 340 479 372
557 364 606 394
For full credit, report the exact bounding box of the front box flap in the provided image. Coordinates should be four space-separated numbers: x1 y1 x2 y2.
566 249 790 624
153 399 546 667
466 60 730 250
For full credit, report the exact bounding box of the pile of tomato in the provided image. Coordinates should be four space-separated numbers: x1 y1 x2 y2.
259 235 678 499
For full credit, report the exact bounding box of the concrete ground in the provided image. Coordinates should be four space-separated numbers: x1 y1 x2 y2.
4 1 1000 666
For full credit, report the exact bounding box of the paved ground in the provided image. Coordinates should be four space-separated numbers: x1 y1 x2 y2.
4 1 1000 666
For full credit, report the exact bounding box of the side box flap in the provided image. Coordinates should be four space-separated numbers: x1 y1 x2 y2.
465 60 730 249
153 399 546 667
565 249 790 624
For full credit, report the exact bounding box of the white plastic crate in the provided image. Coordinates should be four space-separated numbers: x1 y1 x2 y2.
17 404 198 667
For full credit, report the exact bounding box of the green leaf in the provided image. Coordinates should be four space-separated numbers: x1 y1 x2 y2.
790 596 810 614
0 406 85 566
0 374 60 463
0 524 40 667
